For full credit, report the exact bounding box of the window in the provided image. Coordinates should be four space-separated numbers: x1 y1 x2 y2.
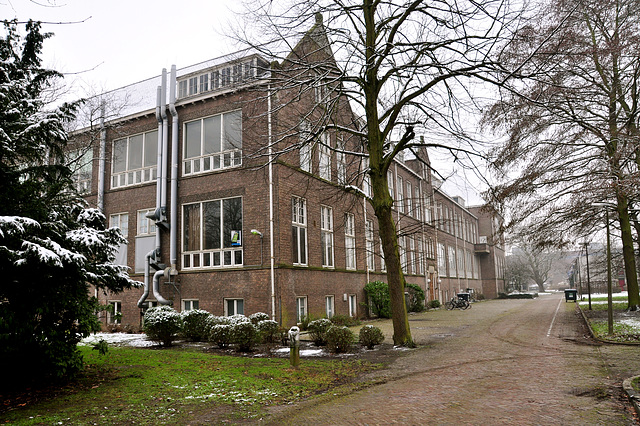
466 249 473 279
111 130 158 188
182 197 243 269
380 238 386 271
387 170 394 198
321 206 334 267
414 187 421 221
110 212 129 266
325 295 335 318
178 80 188 98
416 237 424 275
362 157 371 197
424 194 432 224
225 299 244 316
199 74 209 93
67 148 92 194
399 236 407 273
397 176 404 213
365 219 375 271
344 213 356 270
292 196 308 265
457 247 465 278
108 301 121 324
437 243 446 277
183 299 199 311
336 137 346 185
188 76 198 96
448 245 457 278
407 236 415 275
137 209 157 236
299 121 312 172
296 297 307 322
406 182 412 216
314 79 327 103
318 133 331 180
348 294 357 317
183 110 242 176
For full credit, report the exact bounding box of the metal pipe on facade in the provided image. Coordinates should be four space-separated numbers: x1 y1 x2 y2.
169 65 179 270
161 69 169 214
137 250 154 307
267 84 276 321
97 101 106 211
152 270 171 305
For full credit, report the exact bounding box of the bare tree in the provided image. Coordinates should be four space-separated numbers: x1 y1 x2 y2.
509 244 556 292
232 0 522 345
483 0 640 309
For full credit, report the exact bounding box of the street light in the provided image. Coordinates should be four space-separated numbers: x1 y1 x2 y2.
593 203 614 335
583 242 592 310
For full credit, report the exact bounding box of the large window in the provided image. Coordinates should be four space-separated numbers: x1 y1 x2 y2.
406 182 412 216
296 297 307 322
111 130 158 188
225 299 244 316
183 110 242 176
108 301 121 324
344 213 356 270
182 197 242 269
110 213 129 266
336 137 346 185
183 299 199 311
292 196 307 265
448 245 457 278
321 206 334 268
365 219 375 271
397 176 404 213
457 247 465 278
137 209 157 236
325 295 335 319
437 243 446 277
67 148 92 194
318 133 331 180
348 294 357 317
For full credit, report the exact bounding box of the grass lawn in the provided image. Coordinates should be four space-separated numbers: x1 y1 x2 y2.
0 345 381 425
580 299 640 343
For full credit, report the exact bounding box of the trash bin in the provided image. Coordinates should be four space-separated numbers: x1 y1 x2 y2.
457 293 470 302
564 289 577 302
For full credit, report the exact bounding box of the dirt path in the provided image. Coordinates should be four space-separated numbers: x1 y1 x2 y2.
263 294 639 425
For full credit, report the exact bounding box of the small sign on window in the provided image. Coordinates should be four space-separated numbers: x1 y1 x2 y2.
230 230 241 246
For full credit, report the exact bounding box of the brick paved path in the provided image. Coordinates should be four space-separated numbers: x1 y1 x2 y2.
264 294 639 425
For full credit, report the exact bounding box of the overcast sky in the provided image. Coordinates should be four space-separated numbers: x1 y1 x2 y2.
2 0 486 205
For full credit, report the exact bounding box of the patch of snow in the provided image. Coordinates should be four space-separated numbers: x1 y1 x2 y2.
619 319 640 331
80 332 156 347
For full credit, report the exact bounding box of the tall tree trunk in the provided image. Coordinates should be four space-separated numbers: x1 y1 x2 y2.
616 192 640 310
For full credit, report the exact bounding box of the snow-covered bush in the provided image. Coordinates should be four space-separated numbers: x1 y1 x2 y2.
143 306 182 346
257 319 281 344
232 321 259 352
359 325 385 349
307 318 332 346
180 309 213 341
326 326 355 353
209 324 233 348
249 312 270 325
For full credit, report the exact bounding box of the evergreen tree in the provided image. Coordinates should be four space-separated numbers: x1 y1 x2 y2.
0 20 138 386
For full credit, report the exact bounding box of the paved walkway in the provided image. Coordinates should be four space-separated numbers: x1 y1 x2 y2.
263 293 640 425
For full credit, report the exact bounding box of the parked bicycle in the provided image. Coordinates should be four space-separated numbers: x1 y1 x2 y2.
445 296 471 310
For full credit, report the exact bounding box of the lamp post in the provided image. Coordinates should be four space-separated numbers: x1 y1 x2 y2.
593 203 614 335
584 242 592 310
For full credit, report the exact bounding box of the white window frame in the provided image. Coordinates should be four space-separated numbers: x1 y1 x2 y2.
183 299 200 311
300 121 312 172
448 245 457 278
110 212 129 237
408 236 415 275
414 186 421 221
397 176 404 213
111 130 158 189
337 136 346 185
406 181 413 217
380 238 386 272
225 298 244 316
318 133 331 181
292 196 308 266
321 205 334 268
399 235 407 273
348 294 357 317
108 300 121 324
365 219 375 271
137 208 157 236
457 246 466 279
437 243 446 277
296 296 308 322
67 148 92 194
362 157 371 197
344 213 356 270
325 295 335 319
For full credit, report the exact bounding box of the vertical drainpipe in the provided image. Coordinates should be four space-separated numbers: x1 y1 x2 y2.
169 65 179 273
97 101 106 211
268 84 276 322
161 69 169 218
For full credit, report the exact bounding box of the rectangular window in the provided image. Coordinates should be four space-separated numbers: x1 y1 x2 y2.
466 249 473 279
448 245 457 278
336 137 346 185
111 130 158 188
67 148 92 194
457 247 465 279
397 176 404 213
137 209 157 236
362 157 371 197
318 133 331 180
416 236 424 275
325 295 335 319
292 196 308 265
380 238 386 271
183 299 199 311
321 206 334 268
178 80 188 98
182 197 243 270
425 195 432 224
299 121 312 172
108 301 121 324
110 213 129 237
183 110 242 176
199 74 209 93
225 299 244 316
437 243 446 277
387 170 394 199
221 67 231 86
188 76 198 96
399 235 407 273
414 187 421 221
406 182 412 217
365 219 375 271
407 236 415 275
296 297 307 322
344 213 356 270
211 70 220 89
348 294 357 317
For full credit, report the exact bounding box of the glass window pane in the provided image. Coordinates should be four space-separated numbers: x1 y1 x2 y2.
128 134 143 169
237 299 244 315
292 226 299 264
203 200 221 250
300 227 306 264
203 115 221 154
223 110 242 150
183 204 201 252
185 121 201 159
223 198 242 248
112 139 127 173
144 130 158 167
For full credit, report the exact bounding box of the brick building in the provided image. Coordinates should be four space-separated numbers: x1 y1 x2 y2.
71 20 505 330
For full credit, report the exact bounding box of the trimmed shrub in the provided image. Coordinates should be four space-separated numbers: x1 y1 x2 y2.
249 312 270 325
364 281 391 318
209 324 233 348
180 309 213 341
359 325 385 349
307 318 332 346
330 314 360 327
257 320 281 344
326 326 355 353
143 306 182 347
427 299 441 309
405 283 425 312
299 314 315 331
232 321 259 352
